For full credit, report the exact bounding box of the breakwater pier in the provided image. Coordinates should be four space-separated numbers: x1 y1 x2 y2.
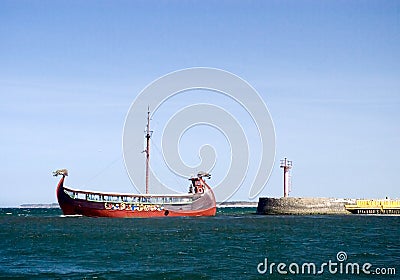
256 197 355 215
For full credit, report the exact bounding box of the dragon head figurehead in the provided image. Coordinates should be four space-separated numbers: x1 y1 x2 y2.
53 169 68 177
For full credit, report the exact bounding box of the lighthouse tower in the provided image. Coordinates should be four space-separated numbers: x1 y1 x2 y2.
280 158 292 197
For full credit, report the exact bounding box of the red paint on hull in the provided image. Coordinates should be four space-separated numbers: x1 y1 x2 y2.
56 175 216 218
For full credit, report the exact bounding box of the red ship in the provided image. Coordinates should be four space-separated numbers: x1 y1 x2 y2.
54 110 216 218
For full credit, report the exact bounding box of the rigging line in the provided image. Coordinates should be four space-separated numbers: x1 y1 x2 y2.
81 153 124 188
150 137 188 193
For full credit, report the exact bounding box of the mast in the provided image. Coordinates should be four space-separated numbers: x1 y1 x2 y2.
145 107 151 194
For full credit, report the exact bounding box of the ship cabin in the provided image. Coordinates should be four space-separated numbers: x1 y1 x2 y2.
63 187 195 206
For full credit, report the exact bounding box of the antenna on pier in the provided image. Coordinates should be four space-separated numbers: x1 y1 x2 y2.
280 158 292 198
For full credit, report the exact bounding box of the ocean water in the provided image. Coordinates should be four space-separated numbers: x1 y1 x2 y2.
0 208 399 279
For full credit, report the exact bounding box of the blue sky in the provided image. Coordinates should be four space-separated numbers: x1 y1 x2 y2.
1 0 399 206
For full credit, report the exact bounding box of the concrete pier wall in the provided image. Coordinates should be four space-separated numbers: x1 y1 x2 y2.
256 197 356 215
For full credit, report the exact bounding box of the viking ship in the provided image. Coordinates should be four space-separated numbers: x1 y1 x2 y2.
54 110 216 217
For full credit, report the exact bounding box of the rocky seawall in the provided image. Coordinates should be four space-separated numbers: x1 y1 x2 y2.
256 197 356 215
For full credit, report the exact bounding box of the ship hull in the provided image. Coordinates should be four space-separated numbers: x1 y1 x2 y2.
345 199 400 215
56 176 216 218
346 208 400 215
